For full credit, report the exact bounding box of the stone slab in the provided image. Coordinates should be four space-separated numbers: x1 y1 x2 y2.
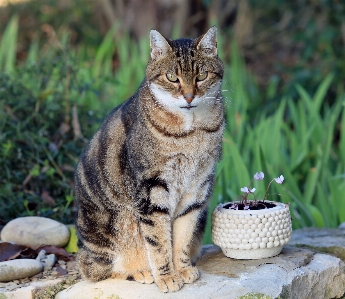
0 285 35 299
0 278 64 299
55 245 345 299
289 227 345 261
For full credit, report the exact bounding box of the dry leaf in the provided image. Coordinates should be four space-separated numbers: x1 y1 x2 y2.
0 242 28 262
41 189 55 206
55 264 68 276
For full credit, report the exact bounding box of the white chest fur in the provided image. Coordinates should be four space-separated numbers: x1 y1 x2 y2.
149 82 221 131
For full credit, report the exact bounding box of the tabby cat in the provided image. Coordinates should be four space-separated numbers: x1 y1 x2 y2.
75 26 224 293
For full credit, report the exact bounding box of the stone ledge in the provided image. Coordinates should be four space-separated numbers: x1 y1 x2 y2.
55 244 345 299
289 227 345 261
1 226 345 299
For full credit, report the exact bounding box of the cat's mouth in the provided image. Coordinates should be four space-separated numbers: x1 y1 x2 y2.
180 105 197 110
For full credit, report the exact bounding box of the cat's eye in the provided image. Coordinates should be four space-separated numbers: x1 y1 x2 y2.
166 73 179 82
196 72 208 81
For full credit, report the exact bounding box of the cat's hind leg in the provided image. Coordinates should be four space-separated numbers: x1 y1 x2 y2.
77 247 114 281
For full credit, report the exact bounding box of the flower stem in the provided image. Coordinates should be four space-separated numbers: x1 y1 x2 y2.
263 179 275 202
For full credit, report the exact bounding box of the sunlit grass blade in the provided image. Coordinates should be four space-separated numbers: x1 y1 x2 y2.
0 15 19 74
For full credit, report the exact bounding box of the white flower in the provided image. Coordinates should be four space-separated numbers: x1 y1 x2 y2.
254 171 264 180
274 175 284 184
240 187 256 193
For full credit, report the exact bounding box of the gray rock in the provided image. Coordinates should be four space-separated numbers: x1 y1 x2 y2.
289 227 345 261
0 216 70 248
55 245 345 299
43 254 56 268
339 222 345 230
35 250 46 262
0 259 43 282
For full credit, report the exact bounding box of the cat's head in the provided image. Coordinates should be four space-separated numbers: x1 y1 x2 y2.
146 27 224 112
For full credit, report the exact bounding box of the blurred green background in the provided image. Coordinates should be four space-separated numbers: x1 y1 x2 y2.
0 0 344 244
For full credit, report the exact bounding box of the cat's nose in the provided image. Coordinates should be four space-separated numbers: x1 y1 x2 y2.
183 93 194 104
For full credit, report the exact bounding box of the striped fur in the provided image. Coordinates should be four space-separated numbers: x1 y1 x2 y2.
75 27 224 293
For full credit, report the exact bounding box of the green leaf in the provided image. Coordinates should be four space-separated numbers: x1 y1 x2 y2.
64 226 79 253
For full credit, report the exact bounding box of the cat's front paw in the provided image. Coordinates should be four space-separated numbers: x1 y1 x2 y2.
179 266 200 284
155 273 184 293
132 271 154 284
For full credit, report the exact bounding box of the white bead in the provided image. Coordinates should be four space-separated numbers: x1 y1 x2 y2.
262 237 268 243
242 239 248 244
274 241 280 247
262 218 268 224
256 237 261 243
272 230 278 236
266 231 272 237
252 243 259 249
255 218 261 224
260 242 266 248
269 237 274 242
267 242 274 248
259 232 266 238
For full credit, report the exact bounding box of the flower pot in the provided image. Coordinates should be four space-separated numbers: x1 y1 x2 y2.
212 201 292 259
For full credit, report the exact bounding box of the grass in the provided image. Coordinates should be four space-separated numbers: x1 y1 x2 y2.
1 17 345 245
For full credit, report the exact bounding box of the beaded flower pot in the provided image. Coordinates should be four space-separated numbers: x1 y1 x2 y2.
212 201 292 259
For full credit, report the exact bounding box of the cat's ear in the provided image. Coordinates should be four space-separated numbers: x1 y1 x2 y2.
150 30 171 60
197 26 218 56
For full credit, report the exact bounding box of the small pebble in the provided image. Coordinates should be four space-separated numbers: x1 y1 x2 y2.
44 254 56 268
66 261 76 270
36 249 47 262
58 260 66 265
32 273 43 279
